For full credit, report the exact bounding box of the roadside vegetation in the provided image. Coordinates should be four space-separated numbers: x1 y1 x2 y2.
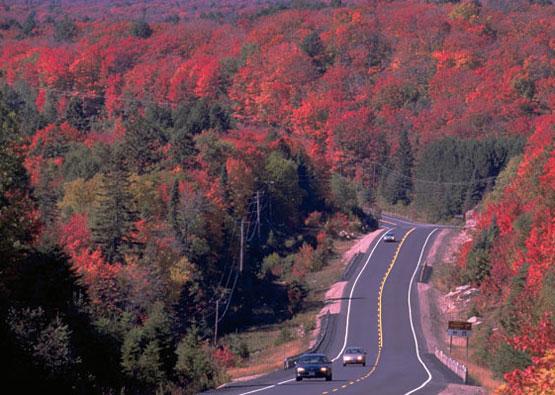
0 0 553 393
431 121 555 393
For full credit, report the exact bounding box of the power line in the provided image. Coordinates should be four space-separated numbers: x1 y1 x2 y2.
375 161 501 186
217 269 239 324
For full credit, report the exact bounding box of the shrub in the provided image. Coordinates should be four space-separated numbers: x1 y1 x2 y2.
131 20 153 39
286 281 307 315
213 345 236 368
274 327 293 346
54 16 77 42
175 328 227 393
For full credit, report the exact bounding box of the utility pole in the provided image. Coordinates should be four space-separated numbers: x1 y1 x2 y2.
256 190 261 239
239 217 245 272
214 299 219 345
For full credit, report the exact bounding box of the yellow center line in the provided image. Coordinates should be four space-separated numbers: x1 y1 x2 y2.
347 228 416 387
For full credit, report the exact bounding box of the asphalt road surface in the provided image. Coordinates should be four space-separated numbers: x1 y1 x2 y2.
205 215 464 395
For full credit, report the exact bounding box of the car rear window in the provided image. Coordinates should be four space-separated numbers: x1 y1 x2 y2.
300 355 329 364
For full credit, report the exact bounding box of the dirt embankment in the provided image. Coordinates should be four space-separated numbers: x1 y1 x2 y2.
417 227 489 395
309 228 385 348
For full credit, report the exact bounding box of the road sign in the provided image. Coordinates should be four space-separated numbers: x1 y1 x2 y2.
447 321 472 357
448 321 472 331
448 328 471 337
448 321 472 337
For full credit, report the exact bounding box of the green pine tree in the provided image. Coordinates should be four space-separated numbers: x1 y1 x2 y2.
175 327 225 392
90 150 140 263
382 129 414 205
123 117 165 175
121 302 175 386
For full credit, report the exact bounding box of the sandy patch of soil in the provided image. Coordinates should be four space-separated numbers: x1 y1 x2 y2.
309 227 385 348
343 228 385 265
439 384 487 394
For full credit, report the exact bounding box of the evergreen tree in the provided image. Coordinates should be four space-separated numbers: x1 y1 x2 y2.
175 327 225 392
64 96 103 132
0 92 33 258
121 302 175 387
296 152 325 214
130 19 153 39
463 219 499 285
301 31 324 58
330 173 358 214
35 163 61 243
168 178 208 260
122 116 165 175
53 15 77 42
300 30 332 73
90 149 140 263
21 11 37 37
382 129 414 205
170 105 197 166
208 103 231 131
265 152 304 229
414 137 523 220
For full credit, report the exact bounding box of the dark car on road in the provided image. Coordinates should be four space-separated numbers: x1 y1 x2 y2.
295 353 332 381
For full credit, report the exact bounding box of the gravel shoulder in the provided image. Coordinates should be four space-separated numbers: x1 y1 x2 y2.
417 228 487 395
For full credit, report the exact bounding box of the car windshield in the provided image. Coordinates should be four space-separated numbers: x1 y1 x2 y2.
300 355 329 364
346 348 363 354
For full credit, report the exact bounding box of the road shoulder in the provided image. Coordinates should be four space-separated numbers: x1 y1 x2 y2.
416 228 487 395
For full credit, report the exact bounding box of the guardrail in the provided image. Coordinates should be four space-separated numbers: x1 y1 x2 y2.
434 347 468 383
283 311 331 369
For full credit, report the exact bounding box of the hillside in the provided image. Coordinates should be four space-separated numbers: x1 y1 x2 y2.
0 0 553 393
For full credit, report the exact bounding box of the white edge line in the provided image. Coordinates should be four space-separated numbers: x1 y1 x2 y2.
331 228 390 362
238 228 390 395
404 228 438 395
277 379 295 385
238 385 276 395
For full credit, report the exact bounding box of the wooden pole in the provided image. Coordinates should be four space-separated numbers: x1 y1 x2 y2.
214 299 219 345
239 217 245 272
256 190 261 239
466 336 469 361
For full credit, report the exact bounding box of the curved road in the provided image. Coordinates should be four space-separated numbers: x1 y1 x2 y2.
205 216 463 395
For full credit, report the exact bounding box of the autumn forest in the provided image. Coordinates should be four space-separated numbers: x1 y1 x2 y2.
0 0 553 393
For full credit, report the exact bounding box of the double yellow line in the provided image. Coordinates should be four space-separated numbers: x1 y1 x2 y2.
371 227 415 372
322 227 416 394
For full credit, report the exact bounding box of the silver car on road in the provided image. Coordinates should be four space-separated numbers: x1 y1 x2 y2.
342 347 366 366
383 231 396 242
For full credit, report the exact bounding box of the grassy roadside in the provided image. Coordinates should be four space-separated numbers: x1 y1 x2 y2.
427 229 503 393
222 236 361 380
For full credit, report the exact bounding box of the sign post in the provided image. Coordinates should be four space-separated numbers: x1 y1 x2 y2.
447 321 472 357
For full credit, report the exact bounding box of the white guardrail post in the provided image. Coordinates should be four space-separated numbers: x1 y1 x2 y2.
434 347 468 383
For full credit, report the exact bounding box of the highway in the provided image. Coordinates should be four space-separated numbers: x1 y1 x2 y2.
205 216 463 395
